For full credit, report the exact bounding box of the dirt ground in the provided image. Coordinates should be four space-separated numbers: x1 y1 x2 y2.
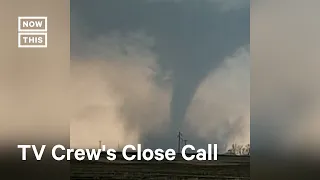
71 155 250 180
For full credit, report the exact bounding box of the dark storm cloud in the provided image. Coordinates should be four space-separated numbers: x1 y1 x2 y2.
71 0 249 149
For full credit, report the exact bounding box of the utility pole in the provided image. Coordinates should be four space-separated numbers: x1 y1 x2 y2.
177 131 183 153
99 140 102 149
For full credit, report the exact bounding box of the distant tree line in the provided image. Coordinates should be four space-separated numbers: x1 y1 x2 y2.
226 144 250 155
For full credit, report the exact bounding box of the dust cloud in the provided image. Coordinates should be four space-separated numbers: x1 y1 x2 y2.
70 32 171 149
186 46 250 152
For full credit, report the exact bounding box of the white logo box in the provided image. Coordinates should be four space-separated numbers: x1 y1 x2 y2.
18 16 47 32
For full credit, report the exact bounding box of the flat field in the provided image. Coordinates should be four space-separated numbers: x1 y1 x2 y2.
71 154 250 180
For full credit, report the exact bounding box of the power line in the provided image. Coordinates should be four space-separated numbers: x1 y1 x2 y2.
177 131 183 153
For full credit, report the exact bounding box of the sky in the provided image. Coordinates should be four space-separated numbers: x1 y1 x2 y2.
70 0 250 152
0 0 319 160
251 0 320 156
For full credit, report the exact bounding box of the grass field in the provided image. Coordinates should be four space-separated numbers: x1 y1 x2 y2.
71 153 250 180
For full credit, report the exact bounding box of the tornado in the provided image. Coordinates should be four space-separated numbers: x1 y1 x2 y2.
166 5 250 148
70 0 250 149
